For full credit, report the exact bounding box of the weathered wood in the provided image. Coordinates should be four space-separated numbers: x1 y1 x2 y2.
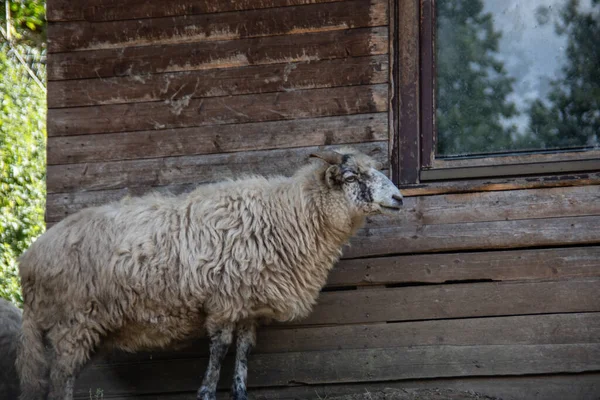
401 171 600 196
47 113 388 165
47 0 349 22
48 27 388 80
371 184 600 227
45 182 599 244
48 0 387 52
244 373 600 400
48 84 387 136
93 373 600 400
433 149 600 168
330 246 600 286
47 55 388 108
345 215 600 258
74 343 600 397
46 179 598 229
419 0 435 168
94 313 600 363
46 142 388 193
301 278 600 325
421 158 600 181
396 0 420 184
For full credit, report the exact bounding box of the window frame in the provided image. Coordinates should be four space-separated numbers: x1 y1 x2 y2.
391 0 600 186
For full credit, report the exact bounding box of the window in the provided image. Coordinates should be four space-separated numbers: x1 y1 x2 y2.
392 0 600 184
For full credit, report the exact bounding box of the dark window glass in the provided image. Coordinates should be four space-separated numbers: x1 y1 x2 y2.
436 0 600 157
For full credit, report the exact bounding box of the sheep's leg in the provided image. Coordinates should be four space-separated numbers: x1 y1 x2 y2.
197 323 234 400
46 324 99 400
47 351 86 400
231 321 256 400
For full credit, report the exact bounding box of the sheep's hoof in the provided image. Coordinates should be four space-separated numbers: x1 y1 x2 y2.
197 387 217 400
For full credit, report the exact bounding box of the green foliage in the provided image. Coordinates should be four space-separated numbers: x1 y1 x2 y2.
436 0 517 156
0 43 46 306
527 0 600 149
1 0 46 47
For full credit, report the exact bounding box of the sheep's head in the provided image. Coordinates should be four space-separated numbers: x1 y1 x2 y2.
309 148 403 216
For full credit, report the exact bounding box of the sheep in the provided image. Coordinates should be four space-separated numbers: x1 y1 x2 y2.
17 147 404 400
0 298 22 400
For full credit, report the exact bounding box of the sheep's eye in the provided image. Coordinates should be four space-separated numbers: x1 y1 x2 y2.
344 174 357 183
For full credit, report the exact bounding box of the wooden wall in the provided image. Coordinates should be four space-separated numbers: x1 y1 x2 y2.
45 1 600 399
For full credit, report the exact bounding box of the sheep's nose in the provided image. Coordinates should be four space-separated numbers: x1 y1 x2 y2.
392 194 403 206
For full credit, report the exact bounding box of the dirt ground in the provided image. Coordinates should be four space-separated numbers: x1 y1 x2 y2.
325 388 501 400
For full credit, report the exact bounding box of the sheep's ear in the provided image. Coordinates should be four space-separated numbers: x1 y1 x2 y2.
309 151 343 165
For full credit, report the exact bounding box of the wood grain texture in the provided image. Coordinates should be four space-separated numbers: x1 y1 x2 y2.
87 373 600 400
46 142 388 193
94 313 600 363
47 0 349 22
301 278 600 325
48 0 387 52
47 113 388 165
48 84 388 136
396 0 420 184
46 184 599 259
48 26 388 80
329 246 600 286
244 373 600 400
74 343 600 397
48 55 388 108
345 215 600 258
401 171 600 196
372 184 600 226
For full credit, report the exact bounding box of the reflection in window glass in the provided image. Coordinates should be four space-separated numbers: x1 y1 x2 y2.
436 0 600 157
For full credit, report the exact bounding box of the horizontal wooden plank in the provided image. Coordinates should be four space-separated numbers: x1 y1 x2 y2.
240 373 600 400
45 169 597 222
330 246 600 286
48 26 387 80
433 149 600 169
51 213 595 256
302 278 600 325
47 113 388 165
46 142 388 193
366 184 600 227
94 313 600 363
48 0 348 22
421 159 600 181
401 172 600 197
48 0 387 52
48 84 387 136
48 55 388 108
74 343 600 397
91 373 600 400
345 215 600 258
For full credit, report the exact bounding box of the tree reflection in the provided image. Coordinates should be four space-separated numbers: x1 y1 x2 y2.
436 0 600 156
526 0 600 149
436 0 517 156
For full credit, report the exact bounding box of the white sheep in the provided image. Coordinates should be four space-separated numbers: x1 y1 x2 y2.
17 147 403 400
0 298 22 400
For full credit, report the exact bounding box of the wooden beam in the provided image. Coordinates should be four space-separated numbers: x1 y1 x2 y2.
47 113 388 165
48 27 387 80
301 278 600 325
46 142 388 193
48 0 387 52
329 245 600 287
93 313 600 363
48 55 388 108
48 84 388 136
74 343 600 397
47 0 349 22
